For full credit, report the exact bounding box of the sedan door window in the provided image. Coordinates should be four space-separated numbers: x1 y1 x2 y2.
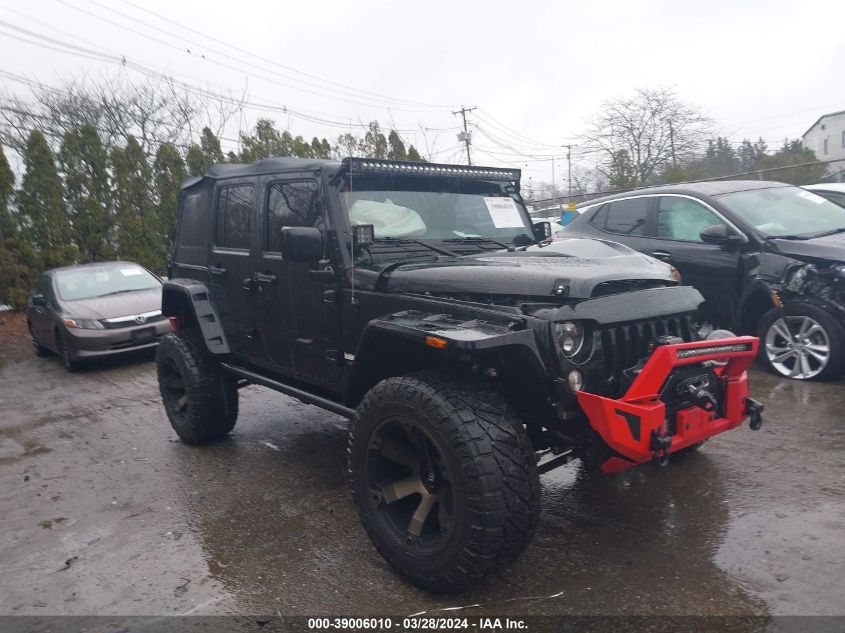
602 198 650 235
656 196 728 242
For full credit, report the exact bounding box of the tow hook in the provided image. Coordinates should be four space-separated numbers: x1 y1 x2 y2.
746 398 764 430
650 431 672 468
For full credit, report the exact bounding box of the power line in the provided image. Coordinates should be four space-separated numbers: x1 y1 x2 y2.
114 0 457 110
53 0 450 114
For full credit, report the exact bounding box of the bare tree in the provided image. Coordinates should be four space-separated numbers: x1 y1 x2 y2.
0 73 239 157
581 87 713 186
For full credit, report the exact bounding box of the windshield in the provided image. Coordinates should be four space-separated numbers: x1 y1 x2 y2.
716 186 845 238
341 174 533 244
56 264 161 301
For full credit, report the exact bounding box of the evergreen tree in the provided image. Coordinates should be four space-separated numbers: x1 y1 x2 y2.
311 137 332 159
112 136 156 270
387 130 408 161
361 121 388 158
59 123 114 262
18 129 77 269
152 142 186 271
186 127 225 176
759 139 826 185
0 144 39 307
607 150 639 189
406 145 424 162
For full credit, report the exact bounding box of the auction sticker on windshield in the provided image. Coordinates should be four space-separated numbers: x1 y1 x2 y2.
484 197 524 228
120 267 144 276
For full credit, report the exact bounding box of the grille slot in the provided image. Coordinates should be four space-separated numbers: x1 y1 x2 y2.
600 315 695 391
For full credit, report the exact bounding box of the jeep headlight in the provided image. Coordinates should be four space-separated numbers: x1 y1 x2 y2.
555 321 584 356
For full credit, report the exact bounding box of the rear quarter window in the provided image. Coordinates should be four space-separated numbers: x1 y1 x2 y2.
604 198 650 235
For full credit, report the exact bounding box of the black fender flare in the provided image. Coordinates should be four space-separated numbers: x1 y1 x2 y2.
344 311 548 407
161 279 230 354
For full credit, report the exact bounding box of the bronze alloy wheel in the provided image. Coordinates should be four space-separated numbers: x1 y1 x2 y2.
365 416 456 555
159 354 189 423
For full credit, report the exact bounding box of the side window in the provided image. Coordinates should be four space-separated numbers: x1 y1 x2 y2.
265 180 323 252
215 185 254 250
604 198 650 235
589 204 608 229
656 196 727 243
179 189 206 248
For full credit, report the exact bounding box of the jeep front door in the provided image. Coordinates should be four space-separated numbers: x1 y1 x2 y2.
208 181 262 359
256 176 342 383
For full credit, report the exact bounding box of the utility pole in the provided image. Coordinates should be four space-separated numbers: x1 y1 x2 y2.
669 121 677 168
452 106 476 165
550 156 555 204
562 144 572 202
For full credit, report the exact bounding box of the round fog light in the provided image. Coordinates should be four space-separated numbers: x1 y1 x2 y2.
567 369 584 392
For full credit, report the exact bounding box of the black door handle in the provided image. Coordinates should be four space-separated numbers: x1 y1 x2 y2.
254 272 277 285
650 250 672 261
208 265 227 276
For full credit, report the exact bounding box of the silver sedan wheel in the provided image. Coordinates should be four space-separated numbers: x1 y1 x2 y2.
765 315 830 379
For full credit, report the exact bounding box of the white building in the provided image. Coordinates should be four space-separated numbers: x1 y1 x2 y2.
803 110 845 162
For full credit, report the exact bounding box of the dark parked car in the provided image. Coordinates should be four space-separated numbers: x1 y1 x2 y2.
26 261 172 371
804 183 845 208
562 180 845 380
155 157 762 592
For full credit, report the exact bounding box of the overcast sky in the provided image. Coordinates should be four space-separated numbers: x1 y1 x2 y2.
1 0 844 186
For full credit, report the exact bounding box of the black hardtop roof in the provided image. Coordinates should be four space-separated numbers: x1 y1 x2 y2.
577 179 792 208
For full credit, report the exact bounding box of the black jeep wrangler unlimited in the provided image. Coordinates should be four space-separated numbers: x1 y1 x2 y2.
157 157 763 592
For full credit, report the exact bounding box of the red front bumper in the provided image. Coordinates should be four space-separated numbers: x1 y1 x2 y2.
576 336 760 473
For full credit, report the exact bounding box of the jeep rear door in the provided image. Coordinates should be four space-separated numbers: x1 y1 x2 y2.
255 173 342 383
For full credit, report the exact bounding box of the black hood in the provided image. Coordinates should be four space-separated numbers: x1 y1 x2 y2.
769 232 845 263
384 238 676 299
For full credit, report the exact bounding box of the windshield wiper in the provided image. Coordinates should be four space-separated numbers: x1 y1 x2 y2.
99 288 144 297
442 236 515 251
375 237 458 257
809 227 845 239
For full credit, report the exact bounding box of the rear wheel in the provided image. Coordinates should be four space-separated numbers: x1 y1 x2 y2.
758 304 843 380
156 332 238 444
348 372 540 593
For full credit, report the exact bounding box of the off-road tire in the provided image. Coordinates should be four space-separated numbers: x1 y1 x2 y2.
348 371 541 593
28 322 50 357
156 331 238 444
55 331 80 372
758 303 844 381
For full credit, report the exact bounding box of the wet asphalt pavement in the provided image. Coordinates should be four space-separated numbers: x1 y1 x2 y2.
0 350 843 620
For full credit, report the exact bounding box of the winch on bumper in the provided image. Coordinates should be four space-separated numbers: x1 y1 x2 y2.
576 336 764 473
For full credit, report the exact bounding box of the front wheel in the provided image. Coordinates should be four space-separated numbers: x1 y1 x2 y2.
758 304 843 380
156 332 238 444
348 372 541 593
55 331 80 372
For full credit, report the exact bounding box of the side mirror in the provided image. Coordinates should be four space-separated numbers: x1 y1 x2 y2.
281 227 323 262
700 224 744 249
32 294 47 307
532 221 552 241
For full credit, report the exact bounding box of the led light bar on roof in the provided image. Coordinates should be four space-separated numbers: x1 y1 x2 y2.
343 157 520 182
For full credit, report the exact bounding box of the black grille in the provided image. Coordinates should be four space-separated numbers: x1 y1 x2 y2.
592 279 670 297
600 314 695 385
101 313 166 329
